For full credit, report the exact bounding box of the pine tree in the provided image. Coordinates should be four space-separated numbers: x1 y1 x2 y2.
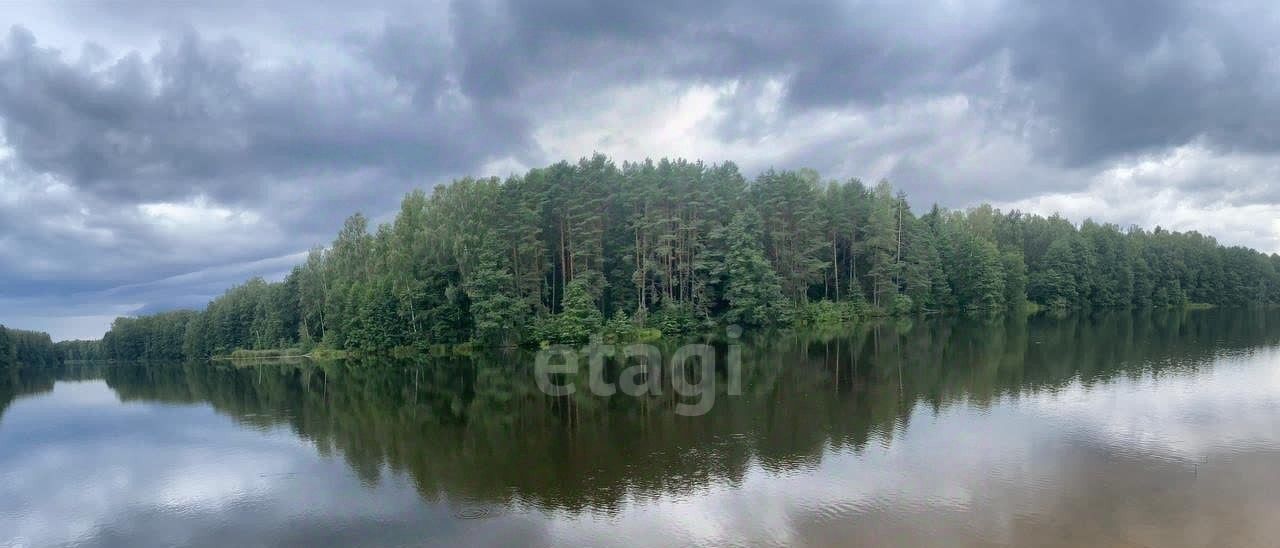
553 275 604 344
465 251 527 347
753 170 825 303
864 181 901 308
716 207 790 326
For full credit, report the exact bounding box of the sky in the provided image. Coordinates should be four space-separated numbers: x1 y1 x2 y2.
3 0 1280 340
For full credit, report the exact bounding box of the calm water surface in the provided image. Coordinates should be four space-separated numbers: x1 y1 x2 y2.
4 309 1280 547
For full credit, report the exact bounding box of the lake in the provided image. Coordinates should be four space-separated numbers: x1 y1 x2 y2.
3 309 1280 547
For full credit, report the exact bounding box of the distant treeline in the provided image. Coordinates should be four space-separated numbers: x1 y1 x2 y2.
55 339 110 362
84 155 1280 361
0 325 60 369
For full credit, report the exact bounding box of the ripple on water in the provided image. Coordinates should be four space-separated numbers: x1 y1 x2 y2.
452 504 499 520
450 496 504 520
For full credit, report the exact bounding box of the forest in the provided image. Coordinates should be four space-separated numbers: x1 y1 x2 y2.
81 155 1280 361
0 325 61 369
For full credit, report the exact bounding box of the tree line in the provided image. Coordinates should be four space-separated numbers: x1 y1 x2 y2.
0 325 60 369
85 155 1280 361
55 338 113 362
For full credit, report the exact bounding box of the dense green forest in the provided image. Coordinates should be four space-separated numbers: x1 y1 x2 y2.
55 339 110 362
0 325 61 369
85 155 1280 361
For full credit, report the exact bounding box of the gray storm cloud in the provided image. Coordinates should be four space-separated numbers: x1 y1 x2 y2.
2 0 1279 339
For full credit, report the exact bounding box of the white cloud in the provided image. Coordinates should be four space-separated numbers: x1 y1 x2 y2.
995 144 1280 253
5 0 1280 341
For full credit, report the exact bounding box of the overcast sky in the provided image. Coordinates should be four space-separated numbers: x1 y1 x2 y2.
3 0 1280 340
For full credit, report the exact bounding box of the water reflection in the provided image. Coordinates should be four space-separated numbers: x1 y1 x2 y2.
3 308 1280 546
